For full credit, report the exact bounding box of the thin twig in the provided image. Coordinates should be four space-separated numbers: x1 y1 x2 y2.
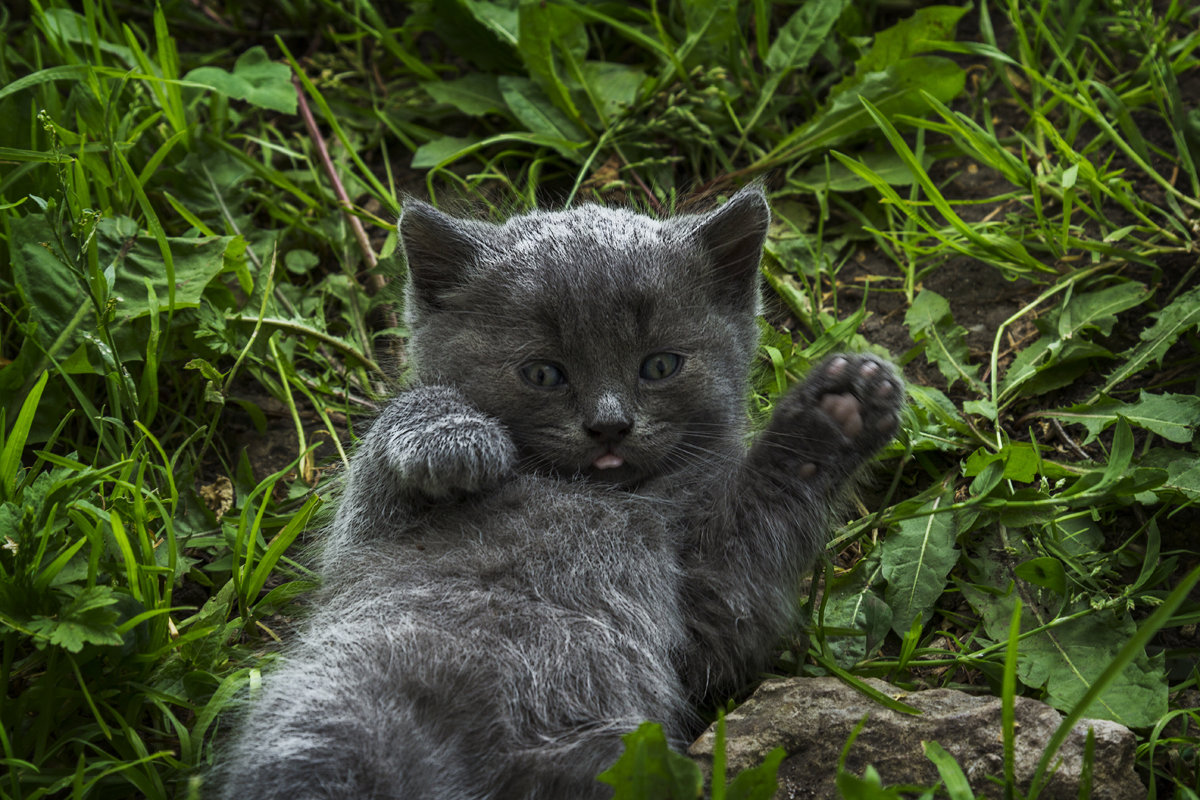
1049 416 1091 461
292 72 400 376
186 0 233 29
292 76 383 288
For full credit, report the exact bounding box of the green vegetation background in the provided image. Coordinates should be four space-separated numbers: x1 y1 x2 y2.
0 0 1197 797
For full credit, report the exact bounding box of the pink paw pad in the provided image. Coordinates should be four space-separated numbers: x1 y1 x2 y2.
820 392 864 438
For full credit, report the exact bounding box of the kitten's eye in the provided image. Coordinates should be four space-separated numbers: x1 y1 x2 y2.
640 352 683 381
520 362 567 388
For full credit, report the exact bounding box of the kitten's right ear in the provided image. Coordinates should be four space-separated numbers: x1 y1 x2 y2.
399 199 488 310
690 185 771 312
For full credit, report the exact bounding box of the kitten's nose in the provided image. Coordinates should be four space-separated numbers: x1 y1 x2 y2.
586 419 633 444
586 393 633 444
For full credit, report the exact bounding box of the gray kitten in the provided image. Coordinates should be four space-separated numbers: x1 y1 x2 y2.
214 186 901 799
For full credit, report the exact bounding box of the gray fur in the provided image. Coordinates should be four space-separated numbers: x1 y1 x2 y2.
213 186 902 799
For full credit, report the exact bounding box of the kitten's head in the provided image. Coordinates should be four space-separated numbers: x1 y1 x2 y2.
399 187 770 487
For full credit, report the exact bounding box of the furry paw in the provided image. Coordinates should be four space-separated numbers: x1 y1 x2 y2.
811 355 902 446
768 353 902 479
384 411 517 499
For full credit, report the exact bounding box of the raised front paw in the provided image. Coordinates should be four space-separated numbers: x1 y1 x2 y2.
812 354 902 448
388 412 516 499
768 353 903 478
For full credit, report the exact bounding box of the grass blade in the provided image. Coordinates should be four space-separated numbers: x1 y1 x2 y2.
0 371 49 501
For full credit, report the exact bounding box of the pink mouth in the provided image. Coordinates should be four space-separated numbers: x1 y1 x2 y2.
592 452 625 470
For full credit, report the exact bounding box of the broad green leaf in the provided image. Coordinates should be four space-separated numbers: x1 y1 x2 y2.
765 0 849 74
904 384 972 451
37 8 139 65
963 582 1168 728
498 75 588 153
1038 398 1123 445
423 74 505 117
822 558 892 667
680 0 740 64
27 586 124 653
740 0 850 141
1053 282 1148 338
458 0 520 46
102 218 241 320
1161 456 1200 500
8 211 85 357
517 0 587 124
579 62 646 120
1000 338 1109 401
1120 392 1200 443
597 722 703 799
969 459 1006 499
283 249 320 275
1000 282 1147 399
1014 557 1067 596
1098 283 1200 398
1027 564 1200 797
962 398 997 421
411 135 485 169
904 289 983 392
963 442 1042 483
184 46 296 113
1018 612 1167 728
1046 392 1200 445
880 491 957 636
836 5 970 90
429 0 521 71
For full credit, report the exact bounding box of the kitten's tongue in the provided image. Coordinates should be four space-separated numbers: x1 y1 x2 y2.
593 453 624 470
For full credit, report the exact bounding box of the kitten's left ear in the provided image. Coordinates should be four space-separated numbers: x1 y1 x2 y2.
691 185 770 307
400 199 494 313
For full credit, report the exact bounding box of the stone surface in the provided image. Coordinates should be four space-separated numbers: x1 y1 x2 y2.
689 677 1144 799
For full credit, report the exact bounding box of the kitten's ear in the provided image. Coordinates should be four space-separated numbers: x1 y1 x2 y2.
399 199 489 310
691 185 770 308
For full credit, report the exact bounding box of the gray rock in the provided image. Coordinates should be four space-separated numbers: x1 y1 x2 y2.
689 677 1144 799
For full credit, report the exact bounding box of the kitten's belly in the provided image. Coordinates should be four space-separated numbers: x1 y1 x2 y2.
319 474 690 733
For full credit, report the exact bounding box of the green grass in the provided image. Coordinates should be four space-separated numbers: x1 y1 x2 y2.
0 1 1197 798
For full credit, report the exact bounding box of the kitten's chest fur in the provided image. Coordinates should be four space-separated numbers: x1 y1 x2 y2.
331 474 688 634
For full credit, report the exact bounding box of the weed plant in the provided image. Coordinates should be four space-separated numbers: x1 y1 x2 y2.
0 1 1197 798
